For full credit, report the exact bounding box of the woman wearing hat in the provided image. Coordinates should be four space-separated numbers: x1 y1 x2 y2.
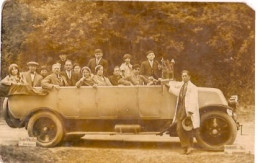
0 64 29 96
1 64 27 86
75 66 95 88
120 54 133 78
93 65 112 86
1 64 47 97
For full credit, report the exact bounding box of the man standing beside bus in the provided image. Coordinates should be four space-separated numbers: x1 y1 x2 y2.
166 70 199 155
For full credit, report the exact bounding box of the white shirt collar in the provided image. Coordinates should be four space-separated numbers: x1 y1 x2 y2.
66 70 71 78
30 73 35 81
96 58 102 64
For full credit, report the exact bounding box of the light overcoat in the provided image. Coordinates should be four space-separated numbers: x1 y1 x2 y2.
169 81 200 128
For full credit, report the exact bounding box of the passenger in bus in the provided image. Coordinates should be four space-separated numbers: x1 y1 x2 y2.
1 64 27 86
87 49 108 75
140 50 161 79
22 61 43 87
126 64 154 85
93 65 112 86
120 54 133 78
73 63 81 75
61 60 80 86
109 66 132 86
41 63 68 89
40 65 49 78
57 54 68 71
1 64 48 96
75 66 95 87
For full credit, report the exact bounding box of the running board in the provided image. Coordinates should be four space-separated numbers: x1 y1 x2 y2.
66 132 161 135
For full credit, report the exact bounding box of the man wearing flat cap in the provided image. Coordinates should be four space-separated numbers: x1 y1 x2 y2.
22 61 43 87
140 50 161 80
87 49 108 75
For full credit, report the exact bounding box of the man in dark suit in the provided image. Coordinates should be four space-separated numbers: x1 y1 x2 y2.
140 50 161 79
22 61 43 87
61 60 80 86
87 49 108 75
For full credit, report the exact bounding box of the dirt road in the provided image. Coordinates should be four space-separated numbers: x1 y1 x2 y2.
0 119 254 163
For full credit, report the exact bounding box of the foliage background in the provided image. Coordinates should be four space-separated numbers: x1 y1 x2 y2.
1 0 254 105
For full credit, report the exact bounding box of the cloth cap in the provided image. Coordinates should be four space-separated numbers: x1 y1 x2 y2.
8 64 19 74
146 50 154 56
132 64 140 70
94 49 103 54
95 65 103 73
27 61 39 66
81 66 91 74
123 54 131 60
40 66 48 71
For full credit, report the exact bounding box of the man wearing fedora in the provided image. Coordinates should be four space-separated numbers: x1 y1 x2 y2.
140 50 161 80
87 49 108 75
167 70 199 155
22 61 43 87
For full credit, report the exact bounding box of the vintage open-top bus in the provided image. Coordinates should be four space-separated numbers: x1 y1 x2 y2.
2 84 239 150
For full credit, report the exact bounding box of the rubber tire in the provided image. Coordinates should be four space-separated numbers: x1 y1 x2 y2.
2 98 20 128
27 111 64 147
195 110 237 151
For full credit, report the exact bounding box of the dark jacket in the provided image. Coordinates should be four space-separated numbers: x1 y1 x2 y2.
87 58 108 75
61 71 80 86
140 60 160 79
108 75 131 86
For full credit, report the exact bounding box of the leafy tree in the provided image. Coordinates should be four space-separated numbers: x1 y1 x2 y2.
1 1 254 104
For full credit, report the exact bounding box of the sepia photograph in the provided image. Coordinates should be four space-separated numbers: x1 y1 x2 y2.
0 0 255 162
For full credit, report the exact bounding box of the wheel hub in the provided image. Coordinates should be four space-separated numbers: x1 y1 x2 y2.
43 127 48 132
212 129 218 135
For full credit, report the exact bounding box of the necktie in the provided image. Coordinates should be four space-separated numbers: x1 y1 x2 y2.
179 83 187 101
